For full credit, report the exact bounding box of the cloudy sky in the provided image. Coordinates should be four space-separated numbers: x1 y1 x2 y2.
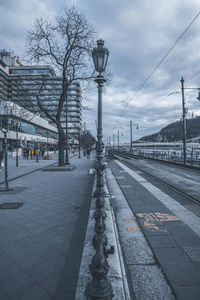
1 0 200 143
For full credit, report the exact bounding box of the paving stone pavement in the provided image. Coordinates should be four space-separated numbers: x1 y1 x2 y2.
0 154 94 300
0 153 59 185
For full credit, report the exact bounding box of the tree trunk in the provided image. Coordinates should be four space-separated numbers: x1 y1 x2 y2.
58 125 65 166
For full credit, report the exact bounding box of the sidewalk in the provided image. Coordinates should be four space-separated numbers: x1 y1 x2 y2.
0 154 94 299
0 153 58 185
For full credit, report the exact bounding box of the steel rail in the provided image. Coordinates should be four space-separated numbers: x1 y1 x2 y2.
113 153 200 206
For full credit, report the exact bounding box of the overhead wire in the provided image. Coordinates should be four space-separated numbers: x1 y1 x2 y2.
120 10 200 118
185 69 200 83
126 67 200 140
131 65 200 123
108 11 200 142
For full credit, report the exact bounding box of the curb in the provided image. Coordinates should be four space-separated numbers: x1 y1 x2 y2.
42 165 75 171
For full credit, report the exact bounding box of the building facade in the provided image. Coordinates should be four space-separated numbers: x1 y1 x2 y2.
0 99 58 154
0 50 82 149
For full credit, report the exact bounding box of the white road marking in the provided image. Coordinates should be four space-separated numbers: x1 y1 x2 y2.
121 185 132 188
115 160 200 236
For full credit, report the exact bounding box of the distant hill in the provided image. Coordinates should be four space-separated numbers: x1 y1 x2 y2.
139 116 200 142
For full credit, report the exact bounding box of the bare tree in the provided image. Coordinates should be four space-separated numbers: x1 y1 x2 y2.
25 6 96 166
80 130 96 151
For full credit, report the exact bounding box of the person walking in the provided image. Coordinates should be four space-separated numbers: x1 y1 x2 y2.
35 149 40 162
26 148 29 159
30 149 34 159
41 149 44 159
86 148 91 159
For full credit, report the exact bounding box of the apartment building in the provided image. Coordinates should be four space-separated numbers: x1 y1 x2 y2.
0 50 82 148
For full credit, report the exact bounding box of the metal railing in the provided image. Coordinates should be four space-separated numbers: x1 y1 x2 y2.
108 146 200 168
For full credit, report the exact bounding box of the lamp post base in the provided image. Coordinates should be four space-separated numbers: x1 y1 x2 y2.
85 279 113 300
93 189 107 198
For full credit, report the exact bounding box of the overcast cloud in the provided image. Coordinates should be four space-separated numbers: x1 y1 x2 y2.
1 0 200 142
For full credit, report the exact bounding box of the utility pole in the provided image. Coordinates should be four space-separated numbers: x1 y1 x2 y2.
78 129 81 159
117 130 119 150
129 121 138 153
16 121 19 167
4 132 8 190
113 133 115 148
181 77 187 165
130 120 133 152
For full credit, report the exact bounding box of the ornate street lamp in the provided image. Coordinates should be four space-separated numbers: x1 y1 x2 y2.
92 39 109 74
130 121 139 153
85 40 114 299
93 40 109 198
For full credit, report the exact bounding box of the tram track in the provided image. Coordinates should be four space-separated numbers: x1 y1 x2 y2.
113 153 200 207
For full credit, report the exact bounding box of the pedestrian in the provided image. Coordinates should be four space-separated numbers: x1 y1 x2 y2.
72 149 76 158
41 149 44 159
35 149 40 162
86 148 91 159
26 148 29 159
23 148 26 159
30 149 34 159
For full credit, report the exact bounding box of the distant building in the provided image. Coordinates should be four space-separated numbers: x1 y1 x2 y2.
0 99 58 153
0 50 82 149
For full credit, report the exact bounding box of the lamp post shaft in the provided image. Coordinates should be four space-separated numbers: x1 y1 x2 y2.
16 124 19 167
94 76 106 197
78 129 81 159
4 133 8 190
181 77 186 165
130 120 133 152
117 130 119 150
97 82 103 140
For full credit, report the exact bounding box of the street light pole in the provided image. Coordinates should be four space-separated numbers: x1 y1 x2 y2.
78 129 81 159
181 77 187 165
85 39 114 300
117 130 119 150
4 132 8 190
65 95 70 165
113 133 115 148
109 136 111 148
16 121 19 167
130 120 133 152
129 121 138 153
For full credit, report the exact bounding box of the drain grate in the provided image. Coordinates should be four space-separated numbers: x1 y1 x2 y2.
0 203 24 209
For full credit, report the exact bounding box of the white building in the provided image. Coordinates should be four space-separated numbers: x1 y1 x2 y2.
0 99 58 153
0 50 82 149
